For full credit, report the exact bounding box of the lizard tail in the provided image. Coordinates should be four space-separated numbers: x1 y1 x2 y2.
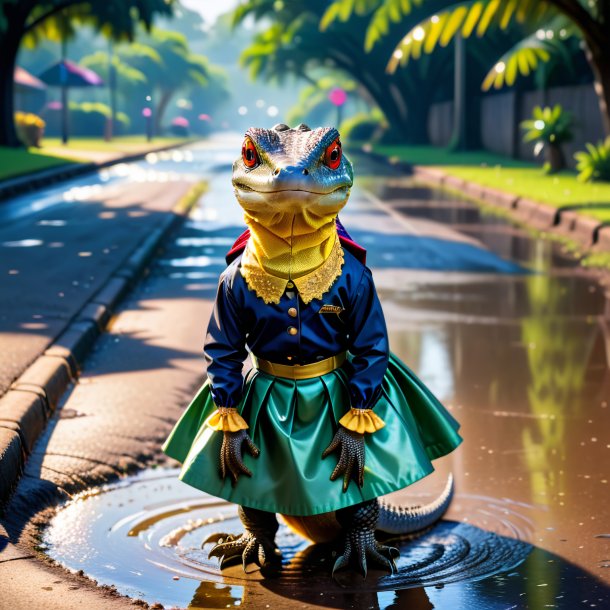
377 474 454 535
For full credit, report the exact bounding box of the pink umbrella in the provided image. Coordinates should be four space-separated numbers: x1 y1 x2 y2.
14 66 46 91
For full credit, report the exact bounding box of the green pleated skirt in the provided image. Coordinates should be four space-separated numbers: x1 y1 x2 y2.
162 353 462 516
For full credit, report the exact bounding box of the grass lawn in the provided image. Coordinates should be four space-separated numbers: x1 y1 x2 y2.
0 136 195 182
0 147 81 181
374 144 610 223
41 135 193 153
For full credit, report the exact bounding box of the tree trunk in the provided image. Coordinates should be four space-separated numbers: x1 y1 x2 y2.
586 39 610 137
450 33 467 150
0 23 26 148
154 89 172 136
546 143 565 173
402 100 431 145
329 52 414 142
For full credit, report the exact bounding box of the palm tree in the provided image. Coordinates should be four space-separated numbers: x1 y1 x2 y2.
323 0 610 134
137 29 209 135
234 0 455 144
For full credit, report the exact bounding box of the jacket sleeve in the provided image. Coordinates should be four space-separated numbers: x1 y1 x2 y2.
346 266 389 409
204 271 248 409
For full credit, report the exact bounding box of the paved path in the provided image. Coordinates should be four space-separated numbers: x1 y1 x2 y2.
0 177 196 397
1 143 609 609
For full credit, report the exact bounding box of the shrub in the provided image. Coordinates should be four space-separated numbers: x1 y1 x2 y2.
340 110 387 143
15 111 45 147
44 101 130 138
521 104 574 173
575 138 610 183
170 116 190 137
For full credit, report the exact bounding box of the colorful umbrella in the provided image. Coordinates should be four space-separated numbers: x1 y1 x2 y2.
14 66 46 91
38 60 104 143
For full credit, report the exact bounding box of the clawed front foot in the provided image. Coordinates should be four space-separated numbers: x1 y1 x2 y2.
203 506 281 571
333 498 399 579
204 530 282 570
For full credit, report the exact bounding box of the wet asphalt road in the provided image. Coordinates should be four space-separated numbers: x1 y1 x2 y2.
3 138 610 609
0 151 199 397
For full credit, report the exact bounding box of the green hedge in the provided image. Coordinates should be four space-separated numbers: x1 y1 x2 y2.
340 110 387 143
44 102 130 138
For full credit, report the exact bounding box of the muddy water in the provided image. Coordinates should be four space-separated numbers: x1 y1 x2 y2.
43 164 610 609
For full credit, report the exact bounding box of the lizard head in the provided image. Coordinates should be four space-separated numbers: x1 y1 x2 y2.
232 123 353 218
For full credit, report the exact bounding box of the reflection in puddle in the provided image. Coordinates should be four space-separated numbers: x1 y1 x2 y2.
2 238 44 247
43 470 535 609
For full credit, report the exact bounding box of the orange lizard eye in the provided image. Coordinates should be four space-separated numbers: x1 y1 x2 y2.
324 138 342 170
242 137 259 169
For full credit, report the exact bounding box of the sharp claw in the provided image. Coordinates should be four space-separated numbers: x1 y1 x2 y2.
203 532 232 548
207 530 281 574
378 544 399 559
219 553 242 569
207 543 226 560
332 553 349 578
333 529 397 578
242 538 256 571
368 546 396 574
357 549 367 579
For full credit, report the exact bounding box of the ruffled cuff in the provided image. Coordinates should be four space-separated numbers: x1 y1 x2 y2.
338 408 385 434
207 407 249 432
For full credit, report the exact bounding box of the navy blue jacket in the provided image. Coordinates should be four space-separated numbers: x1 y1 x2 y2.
204 249 389 410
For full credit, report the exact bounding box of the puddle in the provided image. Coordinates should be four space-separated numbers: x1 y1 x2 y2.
42 468 537 609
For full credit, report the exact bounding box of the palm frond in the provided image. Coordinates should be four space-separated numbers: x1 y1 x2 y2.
481 40 549 89
365 0 426 50
386 0 558 72
232 0 274 24
320 0 380 30
481 14 578 90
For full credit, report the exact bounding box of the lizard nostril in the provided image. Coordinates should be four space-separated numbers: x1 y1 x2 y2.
302 169 309 175
273 168 280 176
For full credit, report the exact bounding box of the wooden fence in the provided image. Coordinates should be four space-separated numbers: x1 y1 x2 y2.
427 84 604 167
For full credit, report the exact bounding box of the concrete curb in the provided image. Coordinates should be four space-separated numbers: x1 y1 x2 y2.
0 139 197 203
0 182 203 510
366 150 608 252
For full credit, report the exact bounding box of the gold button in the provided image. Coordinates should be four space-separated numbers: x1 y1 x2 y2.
288 307 297 318
286 356 293 361
286 281 294 289
287 326 298 336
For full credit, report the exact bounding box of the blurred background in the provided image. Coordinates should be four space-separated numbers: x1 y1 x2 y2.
3 0 608 176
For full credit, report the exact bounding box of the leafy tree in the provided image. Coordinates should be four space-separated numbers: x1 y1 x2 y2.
0 0 173 147
80 51 148 91
286 76 359 126
80 31 210 134
324 0 610 134
82 38 229 135
187 64 231 128
234 0 455 144
137 30 209 134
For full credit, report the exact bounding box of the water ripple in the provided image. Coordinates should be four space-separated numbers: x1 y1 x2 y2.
43 469 532 607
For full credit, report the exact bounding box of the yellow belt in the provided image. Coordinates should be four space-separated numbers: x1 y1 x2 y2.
251 352 347 380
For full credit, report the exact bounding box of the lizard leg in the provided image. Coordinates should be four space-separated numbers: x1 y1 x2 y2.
203 506 282 571
333 498 399 578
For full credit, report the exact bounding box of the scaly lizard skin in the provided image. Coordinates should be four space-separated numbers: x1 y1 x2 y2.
203 124 455 578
